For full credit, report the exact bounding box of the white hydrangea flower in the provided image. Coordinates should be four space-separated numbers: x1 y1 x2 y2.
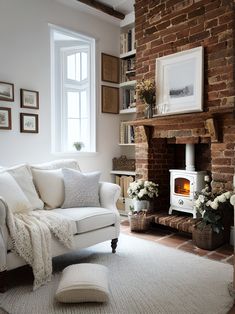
217 194 227 203
198 195 205 203
210 201 219 210
225 191 232 199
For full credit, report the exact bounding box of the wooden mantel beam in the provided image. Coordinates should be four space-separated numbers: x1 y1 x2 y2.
76 0 125 20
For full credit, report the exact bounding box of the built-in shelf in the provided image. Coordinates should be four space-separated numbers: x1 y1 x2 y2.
110 170 136 176
119 107 136 114
118 143 136 146
119 80 136 88
120 49 136 59
126 70 136 75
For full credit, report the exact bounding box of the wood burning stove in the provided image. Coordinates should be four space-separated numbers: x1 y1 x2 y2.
169 144 206 218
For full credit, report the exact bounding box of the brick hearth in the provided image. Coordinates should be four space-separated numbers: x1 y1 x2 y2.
133 0 235 211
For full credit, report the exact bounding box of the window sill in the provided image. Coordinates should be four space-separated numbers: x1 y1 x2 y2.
51 151 98 157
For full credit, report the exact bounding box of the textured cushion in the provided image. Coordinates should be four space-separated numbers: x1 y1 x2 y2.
31 159 80 171
55 263 109 303
62 169 101 208
31 169 64 209
0 172 32 213
53 207 117 234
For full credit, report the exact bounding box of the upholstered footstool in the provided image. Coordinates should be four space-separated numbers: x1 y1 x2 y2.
55 263 109 303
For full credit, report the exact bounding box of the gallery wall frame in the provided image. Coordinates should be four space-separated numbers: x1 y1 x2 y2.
101 85 119 114
0 107 12 130
155 46 203 116
101 53 119 84
0 82 14 102
20 89 39 109
20 113 39 133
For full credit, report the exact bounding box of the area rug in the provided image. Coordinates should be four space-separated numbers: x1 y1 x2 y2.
0 234 233 314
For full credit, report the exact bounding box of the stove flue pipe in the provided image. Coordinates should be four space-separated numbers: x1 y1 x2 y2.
185 144 195 171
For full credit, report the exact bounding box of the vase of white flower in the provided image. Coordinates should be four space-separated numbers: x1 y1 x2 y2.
193 176 234 250
127 180 159 212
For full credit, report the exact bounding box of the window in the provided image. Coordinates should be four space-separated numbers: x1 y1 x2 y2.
50 26 96 153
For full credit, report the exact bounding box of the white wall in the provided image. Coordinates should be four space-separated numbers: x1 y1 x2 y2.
0 0 121 181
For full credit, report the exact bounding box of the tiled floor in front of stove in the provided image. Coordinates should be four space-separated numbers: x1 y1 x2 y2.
120 218 234 266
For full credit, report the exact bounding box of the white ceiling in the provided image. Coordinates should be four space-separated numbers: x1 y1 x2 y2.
56 0 135 24
98 0 135 15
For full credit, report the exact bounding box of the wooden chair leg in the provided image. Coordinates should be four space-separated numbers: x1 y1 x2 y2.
0 270 7 293
111 238 118 253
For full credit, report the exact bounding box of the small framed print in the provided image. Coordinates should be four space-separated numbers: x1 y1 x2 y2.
20 113 39 133
0 107 11 130
102 85 119 114
20 89 39 109
101 53 119 84
0 82 14 101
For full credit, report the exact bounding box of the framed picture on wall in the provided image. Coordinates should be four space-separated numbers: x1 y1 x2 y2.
102 85 119 114
0 107 12 130
20 89 39 109
155 46 203 116
20 113 39 133
0 82 14 101
101 53 119 83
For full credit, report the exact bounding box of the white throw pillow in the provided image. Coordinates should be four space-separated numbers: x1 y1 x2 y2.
31 159 80 171
3 164 44 210
55 263 109 303
0 172 32 213
31 169 64 209
62 169 101 209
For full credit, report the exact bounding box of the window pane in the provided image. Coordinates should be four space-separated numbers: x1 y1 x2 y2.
67 92 79 118
67 118 80 150
67 54 76 80
81 90 88 118
75 53 81 81
81 118 89 148
81 52 88 80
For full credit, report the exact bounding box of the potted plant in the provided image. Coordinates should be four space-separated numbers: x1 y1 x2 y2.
73 141 84 151
193 176 233 250
127 179 159 212
135 79 156 119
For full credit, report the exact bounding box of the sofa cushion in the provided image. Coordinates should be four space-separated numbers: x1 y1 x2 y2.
0 164 44 210
55 263 109 303
53 207 116 234
31 169 64 209
0 172 32 213
62 169 100 209
31 159 80 171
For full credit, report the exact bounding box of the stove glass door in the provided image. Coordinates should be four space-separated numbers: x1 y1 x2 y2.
174 177 190 196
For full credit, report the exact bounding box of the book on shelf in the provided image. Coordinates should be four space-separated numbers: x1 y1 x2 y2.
120 122 135 144
121 89 136 110
120 58 135 83
120 27 135 54
115 175 134 199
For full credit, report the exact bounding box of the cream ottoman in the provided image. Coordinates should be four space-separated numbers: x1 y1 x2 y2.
55 263 109 303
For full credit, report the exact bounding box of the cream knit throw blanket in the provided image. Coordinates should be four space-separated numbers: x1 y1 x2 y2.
6 208 74 290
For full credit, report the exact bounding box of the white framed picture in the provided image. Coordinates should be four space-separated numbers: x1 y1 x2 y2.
155 47 203 116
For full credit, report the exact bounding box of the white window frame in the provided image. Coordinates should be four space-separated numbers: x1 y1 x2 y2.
50 25 96 153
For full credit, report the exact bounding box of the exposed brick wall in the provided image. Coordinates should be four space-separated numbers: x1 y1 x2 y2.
134 0 235 204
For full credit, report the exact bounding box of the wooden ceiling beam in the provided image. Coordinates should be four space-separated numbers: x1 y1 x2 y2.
77 0 125 20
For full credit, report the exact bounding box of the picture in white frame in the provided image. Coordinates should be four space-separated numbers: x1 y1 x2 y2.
155 47 203 116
